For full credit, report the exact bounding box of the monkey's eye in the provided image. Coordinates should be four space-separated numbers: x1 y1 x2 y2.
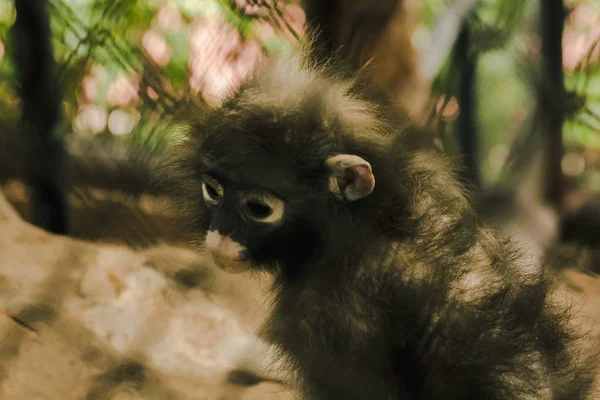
240 194 285 224
245 200 272 219
201 175 224 207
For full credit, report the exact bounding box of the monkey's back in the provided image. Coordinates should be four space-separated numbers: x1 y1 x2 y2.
264 226 596 399
259 143 595 399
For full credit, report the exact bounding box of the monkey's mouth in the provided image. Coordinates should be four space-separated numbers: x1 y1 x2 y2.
209 253 252 274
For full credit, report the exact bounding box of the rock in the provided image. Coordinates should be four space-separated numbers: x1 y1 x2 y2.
0 191 293 399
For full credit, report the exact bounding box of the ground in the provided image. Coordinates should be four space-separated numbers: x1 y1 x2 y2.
0 190 294 399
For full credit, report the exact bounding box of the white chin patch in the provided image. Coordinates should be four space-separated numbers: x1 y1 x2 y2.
204 231 251 274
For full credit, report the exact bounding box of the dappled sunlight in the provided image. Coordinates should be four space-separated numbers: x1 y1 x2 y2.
107 74 140 107
146 86 159 101
584 147 600 168
157 4 183 32
563 30 599 72
236 0 269 16
488 144 509 170
189 18 262 104
235 0 305 37
73 104 108 135
563 3 600 72
82 75 98 102
571 2 599 26
254 19 276 44
563 152 587 177
108 108 141 136
142 30 172 67
435 96 460 121
283 3 306 34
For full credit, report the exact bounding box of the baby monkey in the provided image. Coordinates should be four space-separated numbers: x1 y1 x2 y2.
173 50 596 399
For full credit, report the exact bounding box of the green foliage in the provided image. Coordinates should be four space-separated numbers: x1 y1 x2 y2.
422 0 536 184
563 45 600 153
2 0 600 194
171 0 222 17
0 1 16 126
565 118 600 148
421 0 600 190
477 50 535 182
1 0 296 149
164 29 190 91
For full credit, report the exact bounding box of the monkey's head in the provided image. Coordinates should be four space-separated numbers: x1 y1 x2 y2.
188 55 391 276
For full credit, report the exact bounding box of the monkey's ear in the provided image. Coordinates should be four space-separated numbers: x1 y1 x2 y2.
325 155 375 201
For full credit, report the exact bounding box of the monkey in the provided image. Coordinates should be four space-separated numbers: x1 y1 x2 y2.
165 47 597 399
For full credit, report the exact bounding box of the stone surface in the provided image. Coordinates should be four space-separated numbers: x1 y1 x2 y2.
0 192 292 399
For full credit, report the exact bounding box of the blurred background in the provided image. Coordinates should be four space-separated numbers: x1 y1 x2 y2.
0 0 599 183
1 0 600 398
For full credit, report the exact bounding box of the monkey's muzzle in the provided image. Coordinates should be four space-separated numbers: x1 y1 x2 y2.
205 231 252 274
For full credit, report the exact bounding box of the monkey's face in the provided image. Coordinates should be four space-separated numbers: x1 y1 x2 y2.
196 150 377 275
195 111 377 274
198 171 287 273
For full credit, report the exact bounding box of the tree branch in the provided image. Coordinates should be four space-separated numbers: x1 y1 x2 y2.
539 0 566 209
455 20 481 188
11 0 70 234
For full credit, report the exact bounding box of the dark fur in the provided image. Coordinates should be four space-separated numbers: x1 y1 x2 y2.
167 51 596 399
